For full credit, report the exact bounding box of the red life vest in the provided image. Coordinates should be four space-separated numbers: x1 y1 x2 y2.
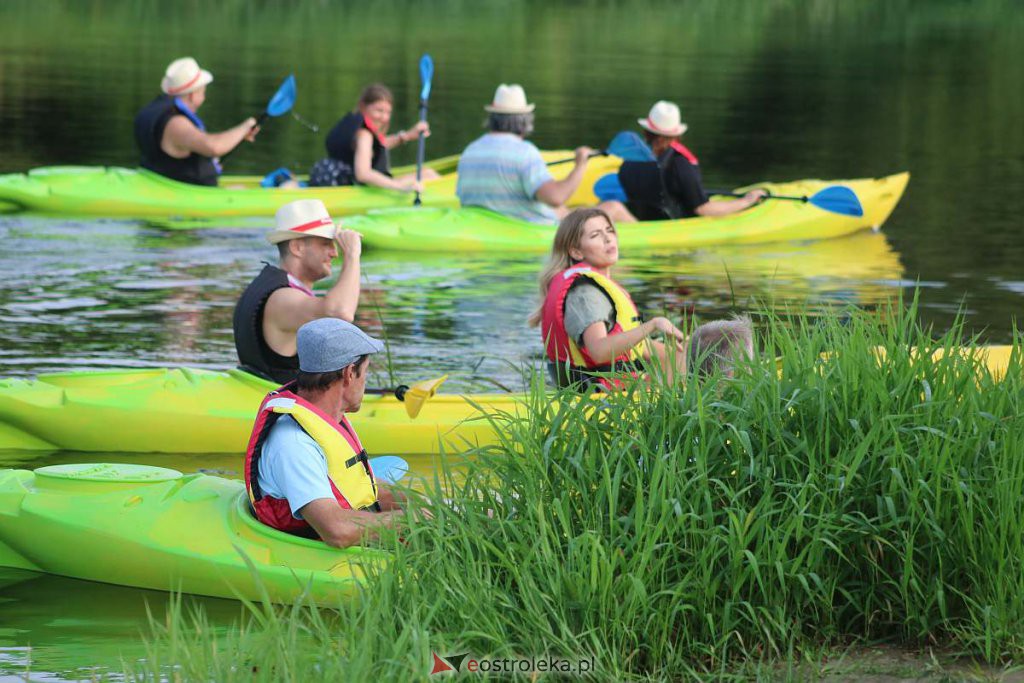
244 387 379 535
540 265 646 388
362 115 389 147
669 140 699 166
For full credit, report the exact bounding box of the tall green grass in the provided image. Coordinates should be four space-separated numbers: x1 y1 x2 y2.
126 301 1024 681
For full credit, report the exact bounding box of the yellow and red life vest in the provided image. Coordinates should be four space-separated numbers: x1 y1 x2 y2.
244 387 379 535
540 265 646 388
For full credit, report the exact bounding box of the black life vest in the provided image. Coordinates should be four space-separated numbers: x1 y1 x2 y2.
617 142 702 220
134 95 219 187
233 264 312 384
324 112 392 179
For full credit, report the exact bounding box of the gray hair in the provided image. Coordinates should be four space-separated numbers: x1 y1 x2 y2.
687 317 755 380
487 112 535 136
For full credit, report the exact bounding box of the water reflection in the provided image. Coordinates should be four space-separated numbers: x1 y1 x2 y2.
0 212 906 389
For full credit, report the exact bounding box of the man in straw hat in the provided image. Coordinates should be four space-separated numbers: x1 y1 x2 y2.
244 317 415 546
134 56 260 186
617 101 766 221
456 83 633 224
233 199 363 384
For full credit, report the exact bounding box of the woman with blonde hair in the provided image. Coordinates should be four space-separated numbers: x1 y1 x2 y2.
529 207 688 390
309 84 439 191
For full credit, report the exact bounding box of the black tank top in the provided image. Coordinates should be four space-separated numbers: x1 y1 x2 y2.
232 265 301 384
324 112 391 178
134 95 219 187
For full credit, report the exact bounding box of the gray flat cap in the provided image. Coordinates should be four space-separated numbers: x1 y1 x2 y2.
296 318 384 373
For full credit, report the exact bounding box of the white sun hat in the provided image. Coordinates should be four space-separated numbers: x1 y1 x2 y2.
484 84 536 114
637 100 688 137
160 57 214 96
266 199 339 244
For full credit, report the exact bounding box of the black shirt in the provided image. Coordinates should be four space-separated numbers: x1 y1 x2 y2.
324 112 391 177
617 149 709 220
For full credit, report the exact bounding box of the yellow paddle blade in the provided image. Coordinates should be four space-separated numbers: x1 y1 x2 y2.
403 375 449 419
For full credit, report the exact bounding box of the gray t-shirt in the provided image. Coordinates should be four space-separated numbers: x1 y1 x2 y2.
564 282 615 347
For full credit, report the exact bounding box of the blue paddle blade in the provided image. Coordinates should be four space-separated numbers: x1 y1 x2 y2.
370 456 409 485
808 185 863 217
266 74 296 117
419 54 434 102
606 131 656 162
594 173 629 202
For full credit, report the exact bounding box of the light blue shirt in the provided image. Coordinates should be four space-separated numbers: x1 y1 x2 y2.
257 415 335 519
455 133 557 224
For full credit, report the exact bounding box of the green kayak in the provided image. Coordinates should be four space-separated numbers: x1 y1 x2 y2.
0 463 385 605
344 172 910 252
0 153 620 220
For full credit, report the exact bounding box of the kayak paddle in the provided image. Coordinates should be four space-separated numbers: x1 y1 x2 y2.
413 54 434 207
369 456 409 484
221 74 297 161
547 130 659 167
365 374 449 419
707 184 864 217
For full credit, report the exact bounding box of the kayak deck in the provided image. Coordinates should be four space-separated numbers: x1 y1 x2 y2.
0 463 384 604
345 172 910 252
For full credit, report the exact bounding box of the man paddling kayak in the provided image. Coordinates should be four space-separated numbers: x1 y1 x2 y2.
617 101 766 221
456 84 632 224
529 207 688 389
245 318 410 547
133 57 260 186
233 199 363 384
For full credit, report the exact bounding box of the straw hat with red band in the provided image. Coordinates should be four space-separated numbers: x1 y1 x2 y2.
637 100 688 138
267 199 340 244
161 57 214 96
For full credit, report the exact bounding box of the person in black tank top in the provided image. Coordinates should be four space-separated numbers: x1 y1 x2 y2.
309 83 440 190
617 101 766 220
133 57 261 186
233 199 365 384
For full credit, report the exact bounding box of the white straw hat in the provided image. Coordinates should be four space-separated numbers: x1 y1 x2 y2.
484 84 535 114
266 199 339 244
160 57 214 96
637 101 688 137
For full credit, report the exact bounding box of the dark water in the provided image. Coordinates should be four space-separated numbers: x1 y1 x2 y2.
1 0 1022 678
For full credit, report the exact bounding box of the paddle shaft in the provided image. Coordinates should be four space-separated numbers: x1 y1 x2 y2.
364 385 411 400
547 150 606 167
706 188 807 202
413 99 428 206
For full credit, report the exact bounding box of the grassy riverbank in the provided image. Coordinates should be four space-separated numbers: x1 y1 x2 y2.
127 303 1024 680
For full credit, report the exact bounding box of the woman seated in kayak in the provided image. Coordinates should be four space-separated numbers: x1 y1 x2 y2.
309 84 438 192
617 101 766 221
528 207 688 390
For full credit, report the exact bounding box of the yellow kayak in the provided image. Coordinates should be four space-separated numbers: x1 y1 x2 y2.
0 343 1013 456
344 173 910 252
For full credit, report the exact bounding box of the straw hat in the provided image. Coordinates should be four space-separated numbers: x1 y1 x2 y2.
266 199 339 244
160 57 214 96
637 101 688 137
484 84 535 114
